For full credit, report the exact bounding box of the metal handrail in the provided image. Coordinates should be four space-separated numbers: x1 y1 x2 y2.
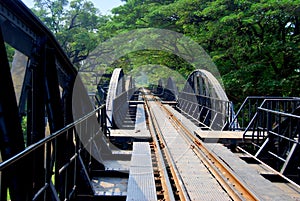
242 98 300 137
0 105 105 171
177 92 233 130
259 107 300 119
0 104 108 200
229 96 299 130
240 98 300 180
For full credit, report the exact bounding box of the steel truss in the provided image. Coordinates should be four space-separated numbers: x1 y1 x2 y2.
157 69 233 130
233 97 300 182
0 1 107 200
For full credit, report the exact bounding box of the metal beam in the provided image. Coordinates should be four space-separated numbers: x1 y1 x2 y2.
0 26 30 201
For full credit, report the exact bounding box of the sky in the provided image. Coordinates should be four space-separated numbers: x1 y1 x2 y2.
21 0 124 15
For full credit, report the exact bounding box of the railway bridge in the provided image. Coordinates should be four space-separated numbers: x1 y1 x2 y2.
0 1 300 200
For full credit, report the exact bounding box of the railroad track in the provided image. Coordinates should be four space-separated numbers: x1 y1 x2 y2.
143 91 259 201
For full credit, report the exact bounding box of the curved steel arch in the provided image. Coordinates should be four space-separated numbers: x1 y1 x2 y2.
126 75 136 102
183 69 228 101
158 77 179 101
179 69 232 130
125 75 135 91
166 77 179 100
106 68 125 127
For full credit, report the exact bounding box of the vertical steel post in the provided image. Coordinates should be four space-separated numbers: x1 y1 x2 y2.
29 37 46 197
0 27 30 201
44 47 65 199
60 74 76 199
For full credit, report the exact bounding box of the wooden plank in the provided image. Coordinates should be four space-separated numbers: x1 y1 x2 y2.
194 130 244 139
110 129 151 140
194 130 245 144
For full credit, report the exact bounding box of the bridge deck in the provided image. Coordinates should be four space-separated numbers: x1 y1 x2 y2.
110 102 151 141
134 104 147 130
91 142 157 199
205 143 300 200
164 105 202 133
126 142 157 201
149 101 231 200
162 102 300 200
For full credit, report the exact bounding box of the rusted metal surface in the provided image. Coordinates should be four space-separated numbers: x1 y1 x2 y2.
144 93 176 201
160 101 260 201
145 94 235 200
144 92 262 201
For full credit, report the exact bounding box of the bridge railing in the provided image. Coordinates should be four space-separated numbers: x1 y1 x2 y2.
238 98 300 181
229 96 300 131
0 105 107 201
243 98 300 143
178 92 234 130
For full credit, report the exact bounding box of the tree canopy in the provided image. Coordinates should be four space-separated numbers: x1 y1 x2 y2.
105 0 300 102
32 0 108 68
32 0 300 103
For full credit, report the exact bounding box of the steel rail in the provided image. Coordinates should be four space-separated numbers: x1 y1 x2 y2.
143 92 176 201
144 94 190 201
155 99 260 201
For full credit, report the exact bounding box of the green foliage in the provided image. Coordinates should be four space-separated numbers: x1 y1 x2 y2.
5 43 14 67
21 116 27 145
32 0 300 104
32 0 108 67
110 49 192 88
100 0 300 103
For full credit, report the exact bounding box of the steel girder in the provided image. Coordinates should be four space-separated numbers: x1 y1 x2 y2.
0 24 30 201
0 0 95 200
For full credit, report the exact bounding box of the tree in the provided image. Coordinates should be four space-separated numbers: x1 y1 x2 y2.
195 0 300 99
32 0 108 68
33 0 300 101
103 0 300 103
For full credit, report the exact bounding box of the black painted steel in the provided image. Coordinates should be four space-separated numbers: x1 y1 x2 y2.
228 96 296 131
0 25 30 201
0 0 107 200
0 105 107 199
237 98 300 183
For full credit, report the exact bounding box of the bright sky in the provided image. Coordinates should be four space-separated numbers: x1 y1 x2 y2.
21 0 124 15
